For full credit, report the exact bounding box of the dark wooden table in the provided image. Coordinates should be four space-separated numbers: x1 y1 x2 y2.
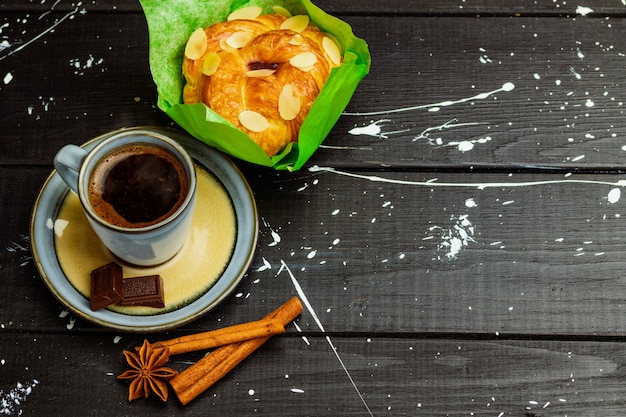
3 0 626 415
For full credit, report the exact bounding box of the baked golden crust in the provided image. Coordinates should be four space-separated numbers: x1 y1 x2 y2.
182 13 341 157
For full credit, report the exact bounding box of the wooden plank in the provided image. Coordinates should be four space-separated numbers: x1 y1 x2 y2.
323 14 626 170
315 0 626 16
2 0 625 16
243 168 626 336
1 334 625 415
6 166 626 336
3 12 626 169
0 10 171 165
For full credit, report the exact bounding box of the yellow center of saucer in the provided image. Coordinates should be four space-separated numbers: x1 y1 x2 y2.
54 165 237 315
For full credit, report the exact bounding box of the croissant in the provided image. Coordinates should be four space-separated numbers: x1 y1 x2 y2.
182 9 342 157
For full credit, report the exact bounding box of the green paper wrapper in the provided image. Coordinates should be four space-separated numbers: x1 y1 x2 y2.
140 0 370 170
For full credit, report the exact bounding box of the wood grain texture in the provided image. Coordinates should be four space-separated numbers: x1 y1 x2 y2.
3 0 626 416
2 334 626 416
2 0 626 15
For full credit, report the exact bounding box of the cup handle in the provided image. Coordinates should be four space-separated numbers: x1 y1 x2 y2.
53 144 88 194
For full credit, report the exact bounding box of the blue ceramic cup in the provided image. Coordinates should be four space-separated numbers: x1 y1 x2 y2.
53 129 197 266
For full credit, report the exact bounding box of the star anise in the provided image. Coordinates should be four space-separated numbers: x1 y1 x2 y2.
117 339 178 402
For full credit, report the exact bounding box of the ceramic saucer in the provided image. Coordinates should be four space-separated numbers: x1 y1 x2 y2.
30 127 258 332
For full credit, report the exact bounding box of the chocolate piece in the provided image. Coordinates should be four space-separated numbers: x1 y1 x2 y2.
119 275 165 308
90 262 124 311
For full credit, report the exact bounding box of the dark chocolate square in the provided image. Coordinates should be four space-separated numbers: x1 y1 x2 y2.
90 262 124 311
119 275 165 308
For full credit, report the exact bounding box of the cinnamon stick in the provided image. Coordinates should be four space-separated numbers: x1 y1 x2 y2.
153 318 285 356
170 339 267 405
170 296 303 405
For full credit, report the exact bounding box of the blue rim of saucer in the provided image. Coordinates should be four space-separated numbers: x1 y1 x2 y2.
30 126 258 332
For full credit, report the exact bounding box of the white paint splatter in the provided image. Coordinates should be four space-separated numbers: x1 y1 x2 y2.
113 335 122 344
69 54 105 75
37 0 60 19
5 236 32 267
268 230 281 246
6 238 29 254
348 119 410 139
256 257 272 272
429 215 476 261
278 261 374 417
569 66 582 80
576 6 594 16
248 389 255 395
343 83 515 116
608 188 621 204
465 198 477 208
27 96 56 118
291 321 310 345
309 166 626 189
0 380 39 415
0 7 82 62
413 119 488 149
263 219 282 246
3 72 12 84
291 388 305 393
453 141 474 152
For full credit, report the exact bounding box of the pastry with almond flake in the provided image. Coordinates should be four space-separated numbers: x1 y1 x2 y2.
182 7 342 157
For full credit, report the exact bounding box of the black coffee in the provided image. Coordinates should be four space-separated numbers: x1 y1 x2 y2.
88 144 188 228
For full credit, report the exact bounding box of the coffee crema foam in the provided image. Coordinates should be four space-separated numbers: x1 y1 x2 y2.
88 144 188 228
